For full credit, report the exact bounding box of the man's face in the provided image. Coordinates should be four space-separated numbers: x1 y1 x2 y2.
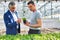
9 5 16 12
28 4 35 11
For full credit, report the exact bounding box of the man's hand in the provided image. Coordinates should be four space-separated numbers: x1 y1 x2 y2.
16 18 21 24
24 21 30 26
25 19 42 28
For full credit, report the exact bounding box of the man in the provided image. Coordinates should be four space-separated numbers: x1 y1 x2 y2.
4 2 21 35
25 1 42 34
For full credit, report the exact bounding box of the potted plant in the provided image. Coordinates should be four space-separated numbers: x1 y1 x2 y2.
22 18 27 24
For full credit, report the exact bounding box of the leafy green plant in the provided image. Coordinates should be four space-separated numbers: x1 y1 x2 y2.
0 33 60 40
22 18 27 24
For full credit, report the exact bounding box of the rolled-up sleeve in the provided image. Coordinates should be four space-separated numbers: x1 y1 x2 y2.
36 12 42 19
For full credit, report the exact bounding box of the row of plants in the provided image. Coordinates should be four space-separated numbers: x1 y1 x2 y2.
0 33 60 40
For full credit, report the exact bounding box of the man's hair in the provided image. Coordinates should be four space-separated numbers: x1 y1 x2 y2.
27 1 34 5
8 2 15 8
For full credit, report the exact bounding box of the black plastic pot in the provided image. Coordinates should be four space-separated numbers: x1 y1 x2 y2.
23 19 27 24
